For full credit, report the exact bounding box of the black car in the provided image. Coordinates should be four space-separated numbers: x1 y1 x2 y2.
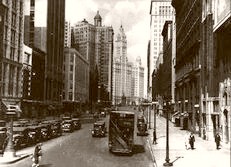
0 120 7 154
12 127 30 149
62 120 74 133
91 121 107 137
72 118 81 130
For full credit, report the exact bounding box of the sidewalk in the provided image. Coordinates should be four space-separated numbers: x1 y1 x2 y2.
147 116 230 167
0 147 33 165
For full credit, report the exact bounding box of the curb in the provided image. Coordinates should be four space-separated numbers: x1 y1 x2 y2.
0 154 30 165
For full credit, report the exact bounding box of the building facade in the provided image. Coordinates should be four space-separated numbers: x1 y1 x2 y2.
172 0 231 146
72 11 114 105
172 0 202 133
34 27 47 52
45 0 65 108
112 26 144 105
0 0 24 115
94 14 114 102
63 48 89 112
131 57 145 105
148 0 173 99
201 0 231 144
64 21 71 48
112 25 131 105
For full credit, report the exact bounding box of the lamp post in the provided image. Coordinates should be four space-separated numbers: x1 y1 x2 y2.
148 104 151 129
163 101 173 166
4 110 16 158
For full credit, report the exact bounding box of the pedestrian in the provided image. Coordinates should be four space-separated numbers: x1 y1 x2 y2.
184 132 189 150
189 132 195 149
32 143 42 167
215 133 221 149
153 129 157 144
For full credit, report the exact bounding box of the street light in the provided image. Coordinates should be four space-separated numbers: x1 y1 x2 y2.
4 109 16 158
163 101 173 166
152 101 158 138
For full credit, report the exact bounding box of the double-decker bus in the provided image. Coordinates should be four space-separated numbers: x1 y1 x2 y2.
108 110 134 155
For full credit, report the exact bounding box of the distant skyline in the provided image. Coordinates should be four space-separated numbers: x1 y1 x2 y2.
24 0 149 97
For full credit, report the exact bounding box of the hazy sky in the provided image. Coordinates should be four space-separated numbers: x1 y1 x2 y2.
25 0 150 96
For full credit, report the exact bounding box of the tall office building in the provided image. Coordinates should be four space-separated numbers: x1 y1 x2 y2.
131 57 144 104
112 25 132 105
148 0 173 98
45 0 65 103
94 11 114 101
72 11 114 103
0 0 24 114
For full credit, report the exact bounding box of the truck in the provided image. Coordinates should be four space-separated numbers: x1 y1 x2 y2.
108 110 134 155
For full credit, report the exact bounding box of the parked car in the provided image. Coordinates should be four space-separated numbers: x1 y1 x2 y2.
27 125 42 144
91 121 107 137
52 121 62 137
72 118 81 130
61 120 74 133
0 120 7 154
12 127 30 149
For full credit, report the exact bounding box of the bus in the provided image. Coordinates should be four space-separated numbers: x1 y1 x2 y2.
108 110 135 155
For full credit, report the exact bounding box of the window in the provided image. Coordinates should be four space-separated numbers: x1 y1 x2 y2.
70 65 73 71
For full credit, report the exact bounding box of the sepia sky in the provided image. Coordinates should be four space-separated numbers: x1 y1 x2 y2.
25 0 150 96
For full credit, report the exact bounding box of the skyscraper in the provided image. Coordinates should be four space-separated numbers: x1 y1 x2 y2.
94 11 114 101
45 0 65 103
148 0 173 98
113 25 132 105
72 11 114 104
132 57 144 104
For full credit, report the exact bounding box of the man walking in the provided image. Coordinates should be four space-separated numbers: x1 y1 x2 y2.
189 132 195 149
215 133 221 149
32 143 42 167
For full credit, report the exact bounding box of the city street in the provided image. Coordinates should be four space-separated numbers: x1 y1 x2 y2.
1 114 154 167
146 112 230 167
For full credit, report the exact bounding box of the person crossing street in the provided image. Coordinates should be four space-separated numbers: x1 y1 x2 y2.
215 133 221 150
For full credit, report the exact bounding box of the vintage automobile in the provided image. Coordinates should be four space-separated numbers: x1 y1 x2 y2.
61 120 74 133
40 121 54 140
0 120 7 154
91 121 107 137
12 127 30 149
51 121 62 137
27 124 43 144
72 118 81 130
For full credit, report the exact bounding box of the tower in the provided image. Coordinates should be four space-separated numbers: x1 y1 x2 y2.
45 0 65 102
94 11 102 27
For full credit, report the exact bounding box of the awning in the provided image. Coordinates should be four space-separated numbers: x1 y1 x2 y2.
180 112 189 117
211 112 220 115
2 101 22 113
172 111 181 118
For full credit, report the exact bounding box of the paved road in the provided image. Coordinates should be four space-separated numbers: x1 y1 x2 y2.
2 113 154 167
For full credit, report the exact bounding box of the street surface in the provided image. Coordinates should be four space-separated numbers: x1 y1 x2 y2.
1 106 230 167
1 108 154 167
